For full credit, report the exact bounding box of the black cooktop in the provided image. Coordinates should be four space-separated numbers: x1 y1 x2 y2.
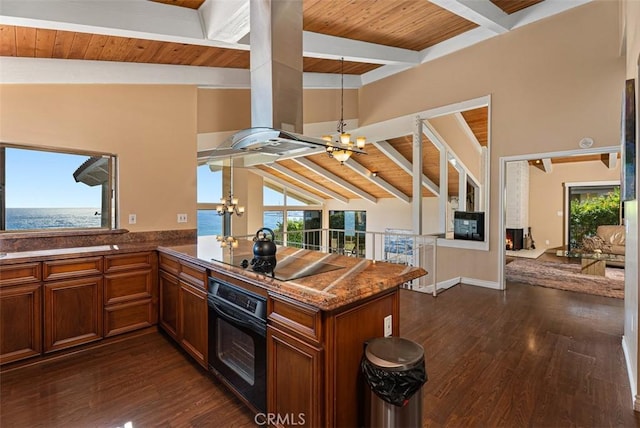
208 242 344 282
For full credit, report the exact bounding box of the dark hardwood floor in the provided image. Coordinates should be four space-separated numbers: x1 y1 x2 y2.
402 283 638 427
1 283 638 427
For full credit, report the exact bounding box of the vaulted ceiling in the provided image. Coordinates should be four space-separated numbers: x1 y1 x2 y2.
0 0 597 204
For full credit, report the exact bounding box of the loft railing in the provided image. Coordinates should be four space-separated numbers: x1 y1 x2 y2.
260 228 438 296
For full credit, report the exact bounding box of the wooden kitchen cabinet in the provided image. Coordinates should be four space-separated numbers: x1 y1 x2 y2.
267 295 324 428
103 252 157 337
267 326 323 428
43 276 103 353
267 290 399 428
159 253 208 368
43 257 103 353
0 262 42 365
179 280 207 368
159 269 180 340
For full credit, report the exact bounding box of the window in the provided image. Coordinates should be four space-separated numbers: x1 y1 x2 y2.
263 210 284 242
197 163 223 236
568 185 620 250
329 210 366 256
1 144 117 232
263 182 322 248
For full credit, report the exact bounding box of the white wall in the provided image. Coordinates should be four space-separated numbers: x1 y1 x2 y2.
324 197 440 235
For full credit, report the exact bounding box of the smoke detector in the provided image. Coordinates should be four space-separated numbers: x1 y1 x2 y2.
579 137 594 149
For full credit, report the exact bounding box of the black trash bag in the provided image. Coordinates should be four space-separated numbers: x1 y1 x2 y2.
361 356 427 407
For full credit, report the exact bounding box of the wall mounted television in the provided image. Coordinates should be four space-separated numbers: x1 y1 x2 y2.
454 211 485 241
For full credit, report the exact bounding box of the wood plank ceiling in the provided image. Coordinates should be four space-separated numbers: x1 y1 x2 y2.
1 0 600 205
1 0 543 74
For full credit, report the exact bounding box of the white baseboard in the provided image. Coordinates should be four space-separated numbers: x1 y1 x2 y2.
622 335 639 411
461 277 502 290
437 277 461 291
407 277 502 295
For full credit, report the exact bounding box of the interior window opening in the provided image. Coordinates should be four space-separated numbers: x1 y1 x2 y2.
1 144 117 232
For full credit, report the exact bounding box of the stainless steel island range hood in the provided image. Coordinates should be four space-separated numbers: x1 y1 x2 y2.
212 127 330 157
204 0 363 161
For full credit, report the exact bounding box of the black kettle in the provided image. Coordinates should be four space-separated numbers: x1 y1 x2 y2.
253 228 277 259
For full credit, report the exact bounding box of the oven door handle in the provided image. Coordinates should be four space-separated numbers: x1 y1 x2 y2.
210 299 263 333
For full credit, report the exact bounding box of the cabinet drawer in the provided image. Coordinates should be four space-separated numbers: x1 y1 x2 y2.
104 252 155 273
179 261 207 290
104 269 153 305
104 298 155 337
159 253 180 276
43 257 103 281
268 294 322 345
0 262 41 287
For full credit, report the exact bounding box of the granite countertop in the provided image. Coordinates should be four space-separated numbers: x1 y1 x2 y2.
0 236 427 311
158 236 427 311
0 242 160 264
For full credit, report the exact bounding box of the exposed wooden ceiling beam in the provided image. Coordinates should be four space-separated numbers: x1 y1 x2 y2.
454 112 483 153
342 158 411 203
200 0 250 44
265 162 349 204
429 0 510 34
293 157 377 204
0 0 227 47
532 158 553 173
601 152 618 169
303 32 419 65
372 140 440 196
250 167 324 204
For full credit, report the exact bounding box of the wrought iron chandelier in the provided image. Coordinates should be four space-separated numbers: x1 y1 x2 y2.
323 57 366 164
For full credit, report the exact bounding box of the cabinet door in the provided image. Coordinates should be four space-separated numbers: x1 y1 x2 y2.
267 326 323 428
0 283 42 364
44 276 103 353
179 281 207 368
159 270 179 340
104 298 155 338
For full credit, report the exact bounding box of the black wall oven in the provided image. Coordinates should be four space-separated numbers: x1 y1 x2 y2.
207 277 267 412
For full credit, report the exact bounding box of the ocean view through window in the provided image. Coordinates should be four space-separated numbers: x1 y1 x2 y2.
1 144 117 232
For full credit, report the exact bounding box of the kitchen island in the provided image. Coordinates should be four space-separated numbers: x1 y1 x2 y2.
0 236 426 427
158 236 426 428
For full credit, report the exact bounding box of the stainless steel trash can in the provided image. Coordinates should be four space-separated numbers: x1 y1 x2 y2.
362 337 427 428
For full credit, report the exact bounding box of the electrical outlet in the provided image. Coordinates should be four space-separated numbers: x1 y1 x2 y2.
128 214 136 224
384 315 392 337
177 213 188 223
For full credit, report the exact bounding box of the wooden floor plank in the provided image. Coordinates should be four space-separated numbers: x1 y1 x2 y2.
1 282 638 427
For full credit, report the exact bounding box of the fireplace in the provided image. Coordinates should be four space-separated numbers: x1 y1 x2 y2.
506 228 524 250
